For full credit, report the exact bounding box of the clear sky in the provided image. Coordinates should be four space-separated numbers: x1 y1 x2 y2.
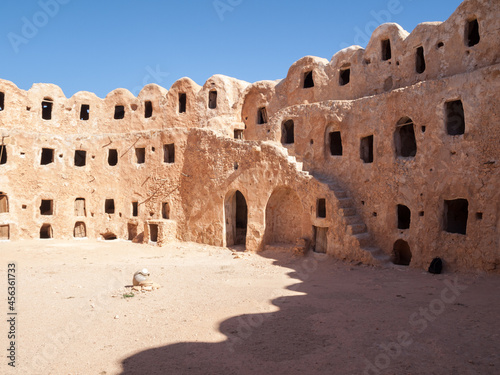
0 0 464 98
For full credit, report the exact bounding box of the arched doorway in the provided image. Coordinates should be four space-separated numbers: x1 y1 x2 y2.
265 187 303 245
392 239 412 265
225 190 248 247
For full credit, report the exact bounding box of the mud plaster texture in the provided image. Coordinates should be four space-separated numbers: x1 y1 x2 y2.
0 0 499 272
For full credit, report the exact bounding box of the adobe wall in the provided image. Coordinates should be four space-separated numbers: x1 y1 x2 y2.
0 0 498 272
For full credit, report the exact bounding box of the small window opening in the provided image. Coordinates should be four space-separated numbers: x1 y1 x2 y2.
74 222 86 238
360 135 373 163
74 150 87 167
80 104 90 120
40 200 53 215
149 224 158 242
317 199 326 218
437 42 444 49
476 212 483 220
162 202 170 219
444 199 468 235
179 93 187 113
145 101 153 118
466 18 480 47
381 39 392 61
22 205 27 210
392 239 411 266
0 145 6 164
135 148 146 164
303 71 314 88
74 198 86 216
257 107 268 124
0 92 4 111
397 204 411 229
132 201 138 217
234 129 243 139
105 199 115 214
208 90 217 109
281 120 294 144
114 105 125 119
395 117 417 158
42 100 53 120
446 100 465 135
329 131 343 156
416 46 426 74
339 66 350 86
108 149 118 166
40 224 53 239
0 224 9 240
419 211 425 217
41 148 54 165
163 143 175 163
0 193 8 213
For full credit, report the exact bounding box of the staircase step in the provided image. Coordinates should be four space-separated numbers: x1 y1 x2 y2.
348 223 367 235
338 198 354 208
344 215 363 225
340 207 357 217
295 161 303 171
287 156 296 163
333 190 348 199
354 232 372 247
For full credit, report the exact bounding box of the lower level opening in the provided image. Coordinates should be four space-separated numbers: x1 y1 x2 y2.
149 224 158 242
40 224 53 239
392 239 411 266
0 224 9 240
102 232 117 240
73 221 86 238
313 226 328 253
128 223 138 241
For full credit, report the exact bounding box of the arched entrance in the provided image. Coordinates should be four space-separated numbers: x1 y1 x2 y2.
392 239 412 265
225 190 248 247
265 187 303 245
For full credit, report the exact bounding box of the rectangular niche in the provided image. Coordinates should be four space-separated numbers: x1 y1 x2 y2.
313 226 328 254
360 135 373 163
163 143 175 163
135 148 146 164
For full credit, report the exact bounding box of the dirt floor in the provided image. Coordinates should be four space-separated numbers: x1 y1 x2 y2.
1 239 499 375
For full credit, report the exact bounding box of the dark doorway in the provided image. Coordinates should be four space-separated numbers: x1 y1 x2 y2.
360 135 373 163
80 104 90 120
329 131 342 156
392 239 411 265
339 66 350 86
257 107 268 124
225 190 247 247
395 117 417 157
41 148 54 165
282 120 294 144
114 105 125 119
74 222 86 238
40 224 53 239
313 226 328 254
162 202 170 219
444 199 468 235
179 93 187 113
108 149 118 166
416 46 426 74
74 150 87 167
381 39 391 60
42 100 53 120
208 91 217 109
397 204 411 229
149 224 158 242
466 19 480 47
0 145 6 164
445 100 465 135
303 71 314 88
145 101 153 118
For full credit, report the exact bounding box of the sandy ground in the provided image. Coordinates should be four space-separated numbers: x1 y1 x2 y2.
0 240 499 375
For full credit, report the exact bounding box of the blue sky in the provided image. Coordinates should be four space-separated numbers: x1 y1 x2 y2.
0 0 463 98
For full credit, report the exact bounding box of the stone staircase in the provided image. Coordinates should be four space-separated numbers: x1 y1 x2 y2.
282 147 391 266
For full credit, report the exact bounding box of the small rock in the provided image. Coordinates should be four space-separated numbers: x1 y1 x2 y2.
142 286 153 291
114 315 119 319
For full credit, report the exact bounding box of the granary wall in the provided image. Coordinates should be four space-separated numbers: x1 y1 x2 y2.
0 0 498 272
